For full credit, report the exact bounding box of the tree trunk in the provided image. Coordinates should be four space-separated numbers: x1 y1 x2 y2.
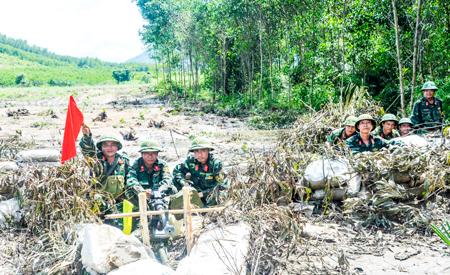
195 57 198 101
392 0 406 116
168 50 173 99
188 49 193 95
181 49 187 102
161 53 166 94
222 38 227 95
410 0 423 110
258 10 263 102
250 53 254 106
155 59 159 85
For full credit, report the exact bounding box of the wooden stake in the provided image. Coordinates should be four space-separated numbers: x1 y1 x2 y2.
183 187 193 254
139 193 151 247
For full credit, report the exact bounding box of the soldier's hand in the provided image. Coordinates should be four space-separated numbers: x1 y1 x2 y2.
82 124 90 136
198 192 203 198
145 189 152 200
183 179 193 187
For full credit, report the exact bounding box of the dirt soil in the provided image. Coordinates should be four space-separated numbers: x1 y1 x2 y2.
1 85 449 274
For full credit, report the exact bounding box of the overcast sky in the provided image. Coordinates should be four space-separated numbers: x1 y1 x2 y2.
0 0 146 63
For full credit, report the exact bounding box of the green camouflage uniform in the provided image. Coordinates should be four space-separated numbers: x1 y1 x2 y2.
372 126 401 140
327 128 354 145
172 153 228 206
410 97 444 130
345 133 389 154
127 158 173 192
79 133 129 199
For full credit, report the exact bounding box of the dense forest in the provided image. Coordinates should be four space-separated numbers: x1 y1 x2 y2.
133 0 450 118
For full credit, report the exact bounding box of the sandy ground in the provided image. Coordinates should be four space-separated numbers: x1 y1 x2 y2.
1 85 450 274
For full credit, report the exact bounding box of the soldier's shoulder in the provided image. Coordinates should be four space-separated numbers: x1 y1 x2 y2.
157 158 169 166
185 154 196 162
119 153 130 161
372 135 386 143
130 157 141 168
346 134 358 144
331 128 344 136
435 96 443 103
210 154 223 163
414 97 425 105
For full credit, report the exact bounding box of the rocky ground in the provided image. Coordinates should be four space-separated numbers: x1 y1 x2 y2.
1 84 450 274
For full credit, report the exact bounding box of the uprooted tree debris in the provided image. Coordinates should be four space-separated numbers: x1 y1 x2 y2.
1 88 450 274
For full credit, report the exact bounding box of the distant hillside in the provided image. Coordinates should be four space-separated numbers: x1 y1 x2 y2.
125 52 156 64
0 33 152 86
0 33 119 69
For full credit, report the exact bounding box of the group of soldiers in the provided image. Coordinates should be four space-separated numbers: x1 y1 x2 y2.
79 124 227 227
328 81 444 153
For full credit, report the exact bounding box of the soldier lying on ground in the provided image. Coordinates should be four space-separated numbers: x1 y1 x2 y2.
80 124 129 224
398 118 413 137
410 81 444 134
372 114 401 140
172 137 228 207
327 115 358 146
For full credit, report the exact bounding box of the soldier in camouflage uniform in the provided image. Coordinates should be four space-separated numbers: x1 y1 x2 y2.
80 125 130 225
398 118 413 136
346 114 390 154
372 114 401 140
172 137 228 206
327 115 358 145
125 139 176 209
410 81 444 133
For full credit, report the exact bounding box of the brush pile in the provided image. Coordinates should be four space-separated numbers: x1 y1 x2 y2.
0 157 105 274
219 87 450 274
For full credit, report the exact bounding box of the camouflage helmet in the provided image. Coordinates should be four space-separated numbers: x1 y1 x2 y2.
421 81 438 91
343 116 358 127
96 133 123 151
397 118 413 128
139 139 162 152
380 113 399 126
188 137 215 152
355 114 377 132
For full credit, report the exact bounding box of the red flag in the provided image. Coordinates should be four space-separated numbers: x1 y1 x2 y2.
61 95 84 164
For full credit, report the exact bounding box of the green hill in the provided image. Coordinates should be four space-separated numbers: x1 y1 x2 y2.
125 52 156 64
0 33 151 86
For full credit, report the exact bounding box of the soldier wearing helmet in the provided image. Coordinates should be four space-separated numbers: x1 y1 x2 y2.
345 114 390 154
172 137 228 206
327 115 358 145
372 114 401 140
125 139 175 205
410 81 444 132
398 118 413 136
80 124 129 202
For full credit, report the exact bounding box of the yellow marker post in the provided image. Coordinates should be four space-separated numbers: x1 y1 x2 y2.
122 199 134 235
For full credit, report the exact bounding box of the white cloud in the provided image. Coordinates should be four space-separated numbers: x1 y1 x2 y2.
0 0 146 62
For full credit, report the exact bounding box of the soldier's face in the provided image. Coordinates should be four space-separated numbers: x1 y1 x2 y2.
194 148 210 164
345 126 356 135
424 89 436 100
382 121 395 133
399 123 412 135
358 120 373 134
101 141 118 158
142 151 158 166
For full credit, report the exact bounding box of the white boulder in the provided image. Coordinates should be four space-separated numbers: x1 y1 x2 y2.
175 222 251 275
77 224 155 274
